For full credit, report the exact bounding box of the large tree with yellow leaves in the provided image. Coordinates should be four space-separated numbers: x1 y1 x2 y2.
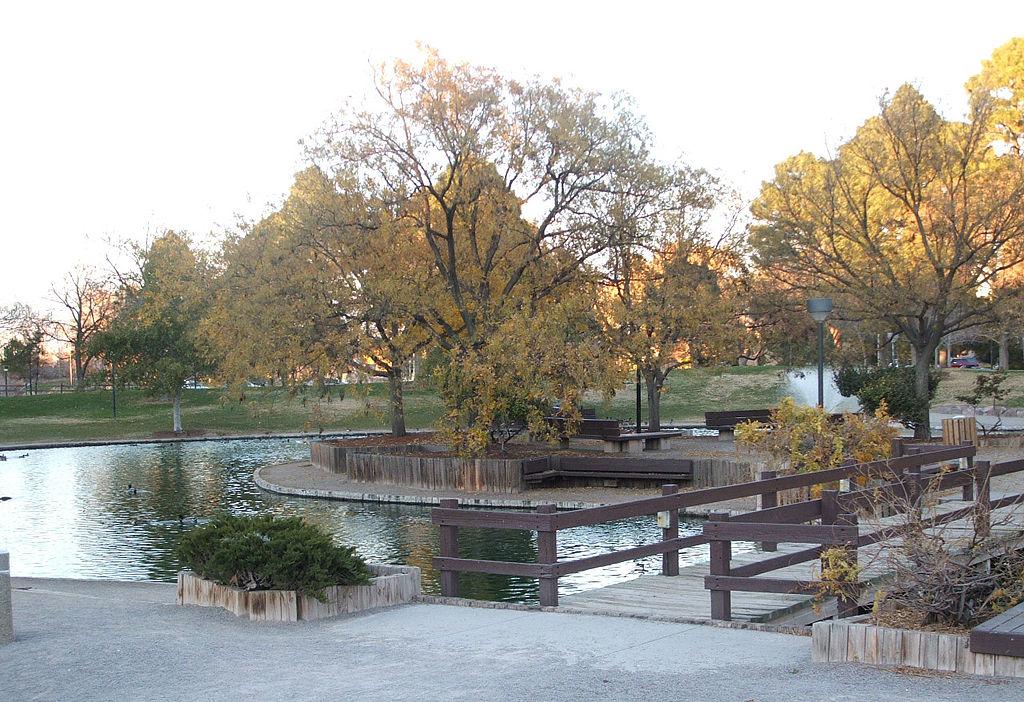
751 83 1024 436
308 50 653 448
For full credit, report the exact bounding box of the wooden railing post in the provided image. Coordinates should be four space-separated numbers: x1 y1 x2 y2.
758 470 778 552
906 466 924 519
439 498 459 598
708 510 731 621
821 489 839 525
974 460 992 539
661 484 680 576
536 504 559 607
835 512 860 619
962 446 976 501
890 438 904 458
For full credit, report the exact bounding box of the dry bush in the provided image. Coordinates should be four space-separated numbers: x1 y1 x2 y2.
869 478 1024 628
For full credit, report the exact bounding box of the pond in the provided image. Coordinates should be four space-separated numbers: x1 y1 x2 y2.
0 438 748 604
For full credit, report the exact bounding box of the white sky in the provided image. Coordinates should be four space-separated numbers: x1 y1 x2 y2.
1 0 1022 312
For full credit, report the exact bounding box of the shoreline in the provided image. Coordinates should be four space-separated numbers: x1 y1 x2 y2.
0 429 417 453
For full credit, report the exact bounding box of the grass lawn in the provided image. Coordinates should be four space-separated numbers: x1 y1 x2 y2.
8 366 1021 446
0 366 791 445
933 368 1024 407
594 365 788 424
0 385 445 445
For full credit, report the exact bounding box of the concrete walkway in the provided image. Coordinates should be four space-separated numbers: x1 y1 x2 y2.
3 579 1023 701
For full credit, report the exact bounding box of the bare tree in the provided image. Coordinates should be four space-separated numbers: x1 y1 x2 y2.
46 267 118 388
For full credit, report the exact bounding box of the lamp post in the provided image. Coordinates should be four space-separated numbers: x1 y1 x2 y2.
635 366 642 433
2 367 7 397
807 298 833 408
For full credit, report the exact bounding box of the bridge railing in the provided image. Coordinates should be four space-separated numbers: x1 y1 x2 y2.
431 442 977 606
703 455 1024 620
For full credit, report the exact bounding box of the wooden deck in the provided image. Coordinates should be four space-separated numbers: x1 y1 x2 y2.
559 496 1024 625
972 602 1024 657
558 539 888 624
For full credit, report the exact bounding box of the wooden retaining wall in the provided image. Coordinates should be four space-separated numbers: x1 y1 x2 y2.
177 564 421 622
310 442 348 473
812 621 1024 678
346 452 525 493
691 459 754 489
312 440 755 493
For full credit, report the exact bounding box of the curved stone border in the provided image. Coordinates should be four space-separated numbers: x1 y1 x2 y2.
254 464 606 509
812 620 1024 677
177 564 421 622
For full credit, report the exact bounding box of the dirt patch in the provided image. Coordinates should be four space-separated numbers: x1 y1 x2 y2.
394 444 605 459
871 608 971 636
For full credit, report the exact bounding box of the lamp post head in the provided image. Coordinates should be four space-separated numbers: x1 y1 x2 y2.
807 297 834 324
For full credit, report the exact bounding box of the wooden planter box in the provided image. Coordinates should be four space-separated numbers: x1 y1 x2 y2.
812 621 1024 677
177 564 421 622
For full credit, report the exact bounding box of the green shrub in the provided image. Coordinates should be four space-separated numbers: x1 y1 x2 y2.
834 365 942 433
176 514 371 600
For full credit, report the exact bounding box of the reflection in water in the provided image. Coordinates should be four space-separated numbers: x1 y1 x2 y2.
0 439 750 604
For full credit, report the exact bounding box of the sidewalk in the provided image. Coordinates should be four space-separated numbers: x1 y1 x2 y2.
3 578 1022 701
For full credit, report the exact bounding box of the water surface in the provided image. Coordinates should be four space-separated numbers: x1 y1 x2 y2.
0 439 743 604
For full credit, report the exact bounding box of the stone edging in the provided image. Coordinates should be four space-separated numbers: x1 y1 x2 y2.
811 620 1024 677
414 594 810 636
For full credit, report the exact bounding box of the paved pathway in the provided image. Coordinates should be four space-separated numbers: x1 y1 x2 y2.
3 578 1024 701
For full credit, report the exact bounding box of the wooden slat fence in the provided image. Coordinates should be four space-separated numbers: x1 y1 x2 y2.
431 442 980 607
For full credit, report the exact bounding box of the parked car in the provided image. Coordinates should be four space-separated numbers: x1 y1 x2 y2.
950 355 980 368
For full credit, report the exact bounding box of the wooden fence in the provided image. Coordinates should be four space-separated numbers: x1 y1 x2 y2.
431 442 980 607
315 441 754 492
347 452 527 493
703 453 1024 620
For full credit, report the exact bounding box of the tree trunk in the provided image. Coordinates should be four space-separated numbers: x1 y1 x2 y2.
74 348 85 390
387 368 406 437
172 387 183 433
644 371 662 432
913 345 934 439
1000 331 1010 370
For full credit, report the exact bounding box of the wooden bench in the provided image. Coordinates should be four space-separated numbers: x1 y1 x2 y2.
971 601 1024 657
523 456 693 485
546 416 622 440
704 410 773 441
602 430 686 453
